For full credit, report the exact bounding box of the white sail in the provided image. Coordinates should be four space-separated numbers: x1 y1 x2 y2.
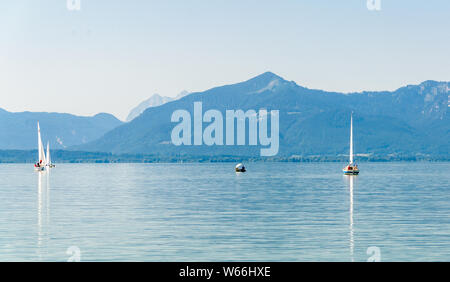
349 113 353 164
46 142 51 166
343 113 359 174
38 122 46 165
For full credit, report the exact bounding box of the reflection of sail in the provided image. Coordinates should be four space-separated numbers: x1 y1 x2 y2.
37 170 50 261
37 172 43 259
344 175 355 262
46 169 50 226
349 175 354 262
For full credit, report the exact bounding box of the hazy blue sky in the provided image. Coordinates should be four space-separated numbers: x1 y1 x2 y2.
0 0 449 120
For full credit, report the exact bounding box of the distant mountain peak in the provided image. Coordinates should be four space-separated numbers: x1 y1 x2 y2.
151 93 163 98
402 80 449 95
243 72 290 94
126 94 172 122
419 80 443 86
93 112 118 119
176 90 190 99
248 71 285 83
402 80 447 88
126 90 191 122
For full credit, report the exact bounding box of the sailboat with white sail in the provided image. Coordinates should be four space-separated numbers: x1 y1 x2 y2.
34 122 46 171
46 142 55 168
343 113 359 175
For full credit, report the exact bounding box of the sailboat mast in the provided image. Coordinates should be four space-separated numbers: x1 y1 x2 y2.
38 122 42 163
349 113 353 164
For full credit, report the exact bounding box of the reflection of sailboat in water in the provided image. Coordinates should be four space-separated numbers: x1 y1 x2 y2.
37 172 43 258
344 175 355 262
37 169 50 260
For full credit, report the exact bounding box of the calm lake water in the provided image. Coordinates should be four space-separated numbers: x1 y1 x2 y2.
0 162 449 262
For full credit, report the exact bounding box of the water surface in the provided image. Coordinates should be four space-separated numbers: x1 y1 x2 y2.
0 162 449 261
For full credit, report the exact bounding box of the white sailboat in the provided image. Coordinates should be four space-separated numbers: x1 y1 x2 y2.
343 113 359 175
34 122 46 171
46 142 55 168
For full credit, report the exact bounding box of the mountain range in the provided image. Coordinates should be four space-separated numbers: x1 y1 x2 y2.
0 110 122 150
73 72 449 158
126 91 190 122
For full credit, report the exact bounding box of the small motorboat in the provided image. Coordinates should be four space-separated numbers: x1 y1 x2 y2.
235 163 246 172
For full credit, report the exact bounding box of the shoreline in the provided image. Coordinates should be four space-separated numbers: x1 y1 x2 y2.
0 150 448 164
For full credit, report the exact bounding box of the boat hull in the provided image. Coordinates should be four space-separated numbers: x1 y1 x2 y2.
343 170 359 175
343 164 359 175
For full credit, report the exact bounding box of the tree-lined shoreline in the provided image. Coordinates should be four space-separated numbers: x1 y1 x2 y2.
0 150 447 163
